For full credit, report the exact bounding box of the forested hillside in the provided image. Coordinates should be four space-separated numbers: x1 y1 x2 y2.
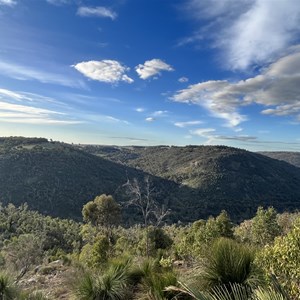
80 144 300 221
260 151 300 168
1 137 300 222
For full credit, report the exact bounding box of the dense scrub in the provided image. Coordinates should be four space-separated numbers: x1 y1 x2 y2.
0 202 299 299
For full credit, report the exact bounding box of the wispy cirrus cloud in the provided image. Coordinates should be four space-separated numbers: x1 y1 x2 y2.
172 49 300 127
136 59 174 80
73 60 134 84
77 6 117 20
152 110 168 117
189 127 258 145
190 128 215 137
184 0 300 70
0 88 82 125
0 0 16 6
109 136 149 142
174 120 203 128
46 0 71 5
0 60 85 88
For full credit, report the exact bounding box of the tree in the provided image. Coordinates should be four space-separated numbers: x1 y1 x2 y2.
82 194 121 235
256 217 300 299
122 176 170 256
3 234 43 280
251 207 282 246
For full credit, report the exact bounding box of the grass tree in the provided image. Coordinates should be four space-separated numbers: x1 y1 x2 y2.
0 273 18 300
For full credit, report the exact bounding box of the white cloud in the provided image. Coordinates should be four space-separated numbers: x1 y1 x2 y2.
135 107 145 112
172 80 247 127
0 60 84 88
178 77 189 83
185 0 300 70
152 110 168 117
46 0 71 5
190 128 215 137
73 60 134 84
0 0 16 6
135 59 174 80
105 115 129 124
189 127 258 145
0 88 82 125
174 120 203 128
77 6 117 20
172 49 300 125
145 117 155 122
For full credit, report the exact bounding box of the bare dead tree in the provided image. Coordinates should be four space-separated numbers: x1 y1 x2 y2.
122 175 171 256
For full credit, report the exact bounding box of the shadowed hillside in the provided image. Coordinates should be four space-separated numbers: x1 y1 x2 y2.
260 151 300 168
1 137 300 222
0 137 182 222
80 145 300 221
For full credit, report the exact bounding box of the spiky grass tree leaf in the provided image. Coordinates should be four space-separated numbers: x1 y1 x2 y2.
254 287 287 300
0 272 18 300
201 238 263 291
209 283 253 300
74 261 132 300
165 282 211 300
19 291 49 300
75 272 96 300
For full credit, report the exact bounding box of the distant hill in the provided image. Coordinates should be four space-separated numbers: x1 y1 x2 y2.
259 151 300 168
1 137 300 222
80 144 300 221
0 137 181 222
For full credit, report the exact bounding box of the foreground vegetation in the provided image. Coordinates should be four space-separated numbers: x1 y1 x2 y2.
0 199 299 299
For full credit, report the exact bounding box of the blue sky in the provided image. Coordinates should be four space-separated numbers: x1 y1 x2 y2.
1 0 300 151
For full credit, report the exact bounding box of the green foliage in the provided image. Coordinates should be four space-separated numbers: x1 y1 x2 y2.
79 235 110 268
169 282 289 300
234 207 282 246
251 207 282 246
19 291 49 300
173 211 234 260
2 234 43 278
145 227 173 256
256 217 300 299
82 194 121 229
0 272 18 300
0 203 81 253
74 260 132 300
198 238 263 291
133 258 178 300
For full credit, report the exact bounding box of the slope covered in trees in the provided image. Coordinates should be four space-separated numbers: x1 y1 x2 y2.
1 137 300 222
81 144 300 221
0 138 180 221
260 151 300 168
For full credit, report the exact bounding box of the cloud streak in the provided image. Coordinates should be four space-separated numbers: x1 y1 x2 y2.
185 0 300 70
0 88 82 125
174 120 203 128
0 60 84 88
77 6 117 20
